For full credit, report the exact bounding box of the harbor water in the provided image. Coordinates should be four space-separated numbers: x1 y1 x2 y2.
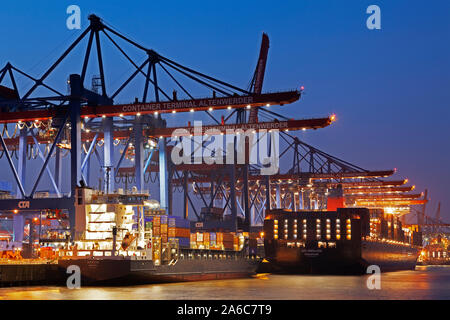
0 265 449 300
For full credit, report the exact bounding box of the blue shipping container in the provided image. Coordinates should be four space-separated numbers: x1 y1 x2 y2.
169 237 190 248
168 216 190 228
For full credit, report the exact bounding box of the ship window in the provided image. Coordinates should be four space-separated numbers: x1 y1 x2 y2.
316 220 321 240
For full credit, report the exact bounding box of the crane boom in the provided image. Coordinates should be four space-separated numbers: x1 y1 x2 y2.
248 33 270 123
0 91 300 124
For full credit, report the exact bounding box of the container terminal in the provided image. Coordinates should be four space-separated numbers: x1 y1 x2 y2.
0 15 442 285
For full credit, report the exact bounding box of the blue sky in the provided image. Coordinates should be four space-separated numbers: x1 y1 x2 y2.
0 0 449 220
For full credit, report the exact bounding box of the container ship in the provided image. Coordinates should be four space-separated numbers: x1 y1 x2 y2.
57 188 259 284
263 207 422 274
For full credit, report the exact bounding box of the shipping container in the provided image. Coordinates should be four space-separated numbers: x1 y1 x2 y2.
168 237 190 248
161 224 168 234
161 215 168 225
168 216 190 228
223 232 234 243
223 241 234 250
153 226 161 236
153 216 161 226
168 227 190 238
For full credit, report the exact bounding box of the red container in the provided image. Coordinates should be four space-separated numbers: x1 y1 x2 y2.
169 228 190 238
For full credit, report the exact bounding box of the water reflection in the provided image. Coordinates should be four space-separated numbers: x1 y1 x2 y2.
0 266 449 300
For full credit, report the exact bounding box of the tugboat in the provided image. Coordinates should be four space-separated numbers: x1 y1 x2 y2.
263 207 421 274
57 188 259 284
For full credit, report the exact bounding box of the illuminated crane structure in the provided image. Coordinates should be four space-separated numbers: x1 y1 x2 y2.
0 15 426 245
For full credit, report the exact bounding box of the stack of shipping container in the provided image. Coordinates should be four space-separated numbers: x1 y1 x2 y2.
168 216 190 248
145 215 190 248
189 231 244 251
144 212 245 252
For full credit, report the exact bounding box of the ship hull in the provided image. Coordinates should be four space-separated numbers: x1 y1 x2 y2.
265 240 418 274
58 255 259 285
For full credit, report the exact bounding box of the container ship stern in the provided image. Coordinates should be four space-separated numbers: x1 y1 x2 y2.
263 208 421 274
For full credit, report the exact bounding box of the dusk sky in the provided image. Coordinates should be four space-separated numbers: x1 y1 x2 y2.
0 1 449 221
